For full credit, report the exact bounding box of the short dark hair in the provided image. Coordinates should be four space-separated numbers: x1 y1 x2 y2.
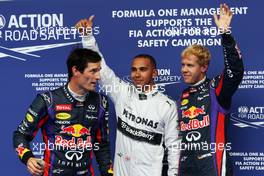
133 54 157 69
67 48 101 79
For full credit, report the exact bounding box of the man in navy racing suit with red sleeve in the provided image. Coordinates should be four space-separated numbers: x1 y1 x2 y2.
13 48 113 176
178 4 244 176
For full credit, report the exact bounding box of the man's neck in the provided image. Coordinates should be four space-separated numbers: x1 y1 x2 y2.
138 84 156 93
68 81 86 96
68 82 88 102
192 76 206 86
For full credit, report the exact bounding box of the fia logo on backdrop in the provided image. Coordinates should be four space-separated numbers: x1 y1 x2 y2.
231 106 264 129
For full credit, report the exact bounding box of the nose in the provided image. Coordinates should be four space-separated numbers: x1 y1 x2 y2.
134 70 141 77
181 65 187 73
95 72 101 80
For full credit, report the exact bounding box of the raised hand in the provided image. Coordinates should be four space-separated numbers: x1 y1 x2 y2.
213 3 233 33
75 15 95 35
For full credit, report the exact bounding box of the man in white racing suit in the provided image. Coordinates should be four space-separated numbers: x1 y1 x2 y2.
76 16 181 176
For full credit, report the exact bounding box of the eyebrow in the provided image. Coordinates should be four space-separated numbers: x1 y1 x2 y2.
89 66 101 71
131 66 148 69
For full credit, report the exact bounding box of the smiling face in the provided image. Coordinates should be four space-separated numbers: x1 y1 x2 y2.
181 54 207 85
130 57 157 92
73 62 101 92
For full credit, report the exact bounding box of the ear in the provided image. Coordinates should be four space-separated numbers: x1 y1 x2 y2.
72 66 80 77
201 64 208 73
152 69 158 78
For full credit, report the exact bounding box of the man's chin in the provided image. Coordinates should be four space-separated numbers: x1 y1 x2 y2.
86 86 96 92
183 78 191 84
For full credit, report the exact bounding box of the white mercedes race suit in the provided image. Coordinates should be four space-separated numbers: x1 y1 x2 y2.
83 35 181 176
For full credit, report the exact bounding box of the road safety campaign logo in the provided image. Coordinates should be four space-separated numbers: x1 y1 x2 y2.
231 106 264 129
0 13 99 61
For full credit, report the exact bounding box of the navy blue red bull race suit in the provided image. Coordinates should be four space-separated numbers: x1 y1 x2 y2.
178 34 244 176
13 85 113 176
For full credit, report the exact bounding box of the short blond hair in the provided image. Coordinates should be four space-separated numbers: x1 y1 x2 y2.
181 44 211 66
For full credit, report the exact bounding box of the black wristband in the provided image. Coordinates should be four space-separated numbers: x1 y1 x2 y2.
21 151 34 165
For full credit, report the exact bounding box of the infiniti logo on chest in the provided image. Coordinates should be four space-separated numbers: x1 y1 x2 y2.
186 131 201 142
